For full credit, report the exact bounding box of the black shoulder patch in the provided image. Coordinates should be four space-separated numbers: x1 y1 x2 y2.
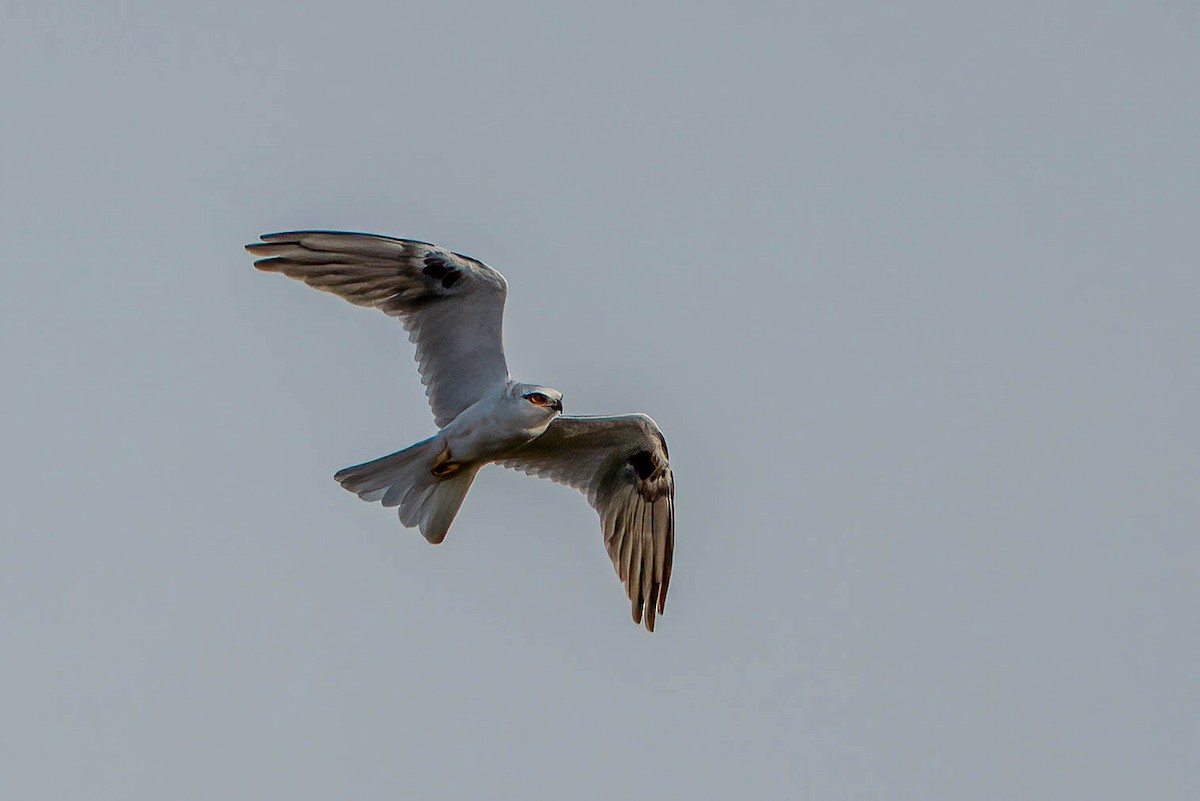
421 255 449 280
423 254 463 289
628 450 656 481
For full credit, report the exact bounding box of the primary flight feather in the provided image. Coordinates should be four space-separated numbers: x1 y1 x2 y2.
247 231 675 631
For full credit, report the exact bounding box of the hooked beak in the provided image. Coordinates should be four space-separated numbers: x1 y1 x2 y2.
551 398 563 412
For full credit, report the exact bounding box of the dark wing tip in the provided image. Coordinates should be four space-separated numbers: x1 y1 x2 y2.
249 257 286 272
257 230 328 241
257 230 440 249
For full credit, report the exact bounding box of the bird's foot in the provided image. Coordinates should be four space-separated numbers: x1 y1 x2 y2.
431 445 463 478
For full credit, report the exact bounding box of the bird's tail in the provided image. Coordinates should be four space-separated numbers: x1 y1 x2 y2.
334 436 480 544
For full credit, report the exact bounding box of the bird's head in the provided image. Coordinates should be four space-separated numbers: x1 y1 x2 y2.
513 383 564 415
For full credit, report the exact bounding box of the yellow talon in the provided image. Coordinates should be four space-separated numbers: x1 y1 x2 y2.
431 458 462 477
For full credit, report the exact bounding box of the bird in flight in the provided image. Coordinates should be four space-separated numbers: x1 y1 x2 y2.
247 231 675 631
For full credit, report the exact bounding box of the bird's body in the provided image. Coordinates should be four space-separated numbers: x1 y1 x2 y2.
248 230 674 630
433 381 563 466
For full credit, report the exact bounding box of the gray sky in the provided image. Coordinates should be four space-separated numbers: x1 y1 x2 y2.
2 1 1197 798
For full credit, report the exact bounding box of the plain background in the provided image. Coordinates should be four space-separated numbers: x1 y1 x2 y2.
2 1 1197 798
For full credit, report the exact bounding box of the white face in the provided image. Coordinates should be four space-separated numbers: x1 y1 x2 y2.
521 388 563 414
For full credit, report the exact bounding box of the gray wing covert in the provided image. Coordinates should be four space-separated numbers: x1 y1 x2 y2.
500 414 675 632
247 230 509 427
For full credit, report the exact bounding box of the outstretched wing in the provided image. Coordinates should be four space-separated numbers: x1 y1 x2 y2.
499 414 674 632
247 231 509 427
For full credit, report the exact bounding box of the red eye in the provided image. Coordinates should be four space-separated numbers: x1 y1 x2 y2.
525 393 549 405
